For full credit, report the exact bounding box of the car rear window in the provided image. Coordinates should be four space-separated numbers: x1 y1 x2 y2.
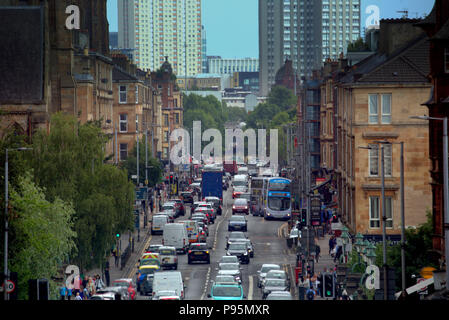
234 199 247 205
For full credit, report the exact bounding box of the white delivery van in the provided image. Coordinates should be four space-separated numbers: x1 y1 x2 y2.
179 220 200 244
159 246 178 270
162 223 189 253
233 174 249 188
151 215 169 235
152 271 185 300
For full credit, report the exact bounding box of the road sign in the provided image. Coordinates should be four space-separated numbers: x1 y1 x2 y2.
417 278 428 295
5 280 15 293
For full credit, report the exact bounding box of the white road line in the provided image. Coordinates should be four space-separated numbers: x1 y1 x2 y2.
248 275 254 300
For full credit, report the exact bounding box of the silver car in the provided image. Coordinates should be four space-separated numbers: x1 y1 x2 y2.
266 291 293 300
257 264 281 288
217 262 242 284
262 279 289 299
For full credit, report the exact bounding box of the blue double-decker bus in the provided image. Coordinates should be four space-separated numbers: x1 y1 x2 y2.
263 177 292 220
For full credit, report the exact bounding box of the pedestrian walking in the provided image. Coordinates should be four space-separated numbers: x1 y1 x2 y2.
67 287 72 300
334 244 343 263
59 284 67 300
329 236 335 255
297 275 306 300
73 275 81 296
315 244 321 263
113 248 119 267
95 274 105 291
306 287 315 300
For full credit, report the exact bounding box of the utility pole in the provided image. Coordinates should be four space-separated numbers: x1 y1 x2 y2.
380 144 388 300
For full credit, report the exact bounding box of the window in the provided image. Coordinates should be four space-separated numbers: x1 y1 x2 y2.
119 143 128 161
119 114 128 132
164 130 169 142
369 94 392 124
163 147 169 159
175 113 179 124
445 48 449 73
164 114 169 126
119 85 127 103
368 144 392 176
135 86 139 104
368 94 378 124
369 196 380 228
369 144 379 176
385 197 393 228
381 94 392 124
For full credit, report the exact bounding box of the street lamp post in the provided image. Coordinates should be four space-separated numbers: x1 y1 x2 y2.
410 115 449 292
4 147 33 301
359 144 388 299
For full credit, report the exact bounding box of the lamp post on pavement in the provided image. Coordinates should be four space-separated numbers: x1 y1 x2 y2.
4 147 33 301
359 144 388 299
410 115 449 293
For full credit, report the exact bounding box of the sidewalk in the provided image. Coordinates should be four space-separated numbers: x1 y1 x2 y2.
313 231 337 300
85 198 161 286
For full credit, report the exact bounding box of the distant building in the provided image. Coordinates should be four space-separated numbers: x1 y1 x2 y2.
118 0 202 76
208 57 259 74
230 72 260 92
259 0 361 96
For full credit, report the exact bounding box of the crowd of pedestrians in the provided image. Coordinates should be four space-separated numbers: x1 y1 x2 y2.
59 274 106 300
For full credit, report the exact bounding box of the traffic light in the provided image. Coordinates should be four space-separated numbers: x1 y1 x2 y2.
170 175 174 184
300 209 307 227
323 273 335 298
116 233 120 238
317 274 324 297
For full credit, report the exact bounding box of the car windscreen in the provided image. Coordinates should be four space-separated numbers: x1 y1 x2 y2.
228 243 247 250
219 263 239 270
234 199 247 206
212 286 242 297
261 265 280 273
233 180 247 187
266 272 286 279
265 279 285 287
268 197 291 211
159 249 176 255
112 281 129 288
230 216 245 222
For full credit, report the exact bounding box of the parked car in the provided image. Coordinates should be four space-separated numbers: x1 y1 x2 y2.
187 242 211 264
226 242 250 264
257 264 281 288
226 231 247 249
228 215 247 232
216 262 242 284
111 278 136 300
232 198 249 215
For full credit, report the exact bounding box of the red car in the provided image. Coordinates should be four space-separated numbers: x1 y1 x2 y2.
170 198 185 217
232 198 249 215
112 278 137 300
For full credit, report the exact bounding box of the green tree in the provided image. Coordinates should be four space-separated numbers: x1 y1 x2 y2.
120 143 162 187
30 113 135 270
8 172 77 300
267 86 297 111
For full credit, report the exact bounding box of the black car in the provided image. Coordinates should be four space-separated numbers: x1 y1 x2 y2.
228 216 248 232
226 242 250 264
187 243 210 264
226 231 247 249
181 191 194 205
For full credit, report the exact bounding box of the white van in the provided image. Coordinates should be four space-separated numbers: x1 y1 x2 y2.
152 271 185 300
162 223 189 253
233 174 249 188
151 215 169 235
159 246 178 270
179 220 200 244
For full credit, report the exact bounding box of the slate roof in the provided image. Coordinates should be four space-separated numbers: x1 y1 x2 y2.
112 65 138 82
339 33 430 85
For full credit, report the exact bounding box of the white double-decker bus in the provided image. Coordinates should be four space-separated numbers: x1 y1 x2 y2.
263 177 292 220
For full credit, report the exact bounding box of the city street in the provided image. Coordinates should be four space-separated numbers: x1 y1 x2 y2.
125 187 297 300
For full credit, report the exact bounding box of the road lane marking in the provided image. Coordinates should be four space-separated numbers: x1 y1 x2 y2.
127 234 152 279
248 275 254 300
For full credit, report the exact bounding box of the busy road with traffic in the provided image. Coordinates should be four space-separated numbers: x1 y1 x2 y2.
112 162 298 301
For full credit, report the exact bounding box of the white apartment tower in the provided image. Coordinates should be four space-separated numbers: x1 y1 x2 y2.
118 0 202 76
